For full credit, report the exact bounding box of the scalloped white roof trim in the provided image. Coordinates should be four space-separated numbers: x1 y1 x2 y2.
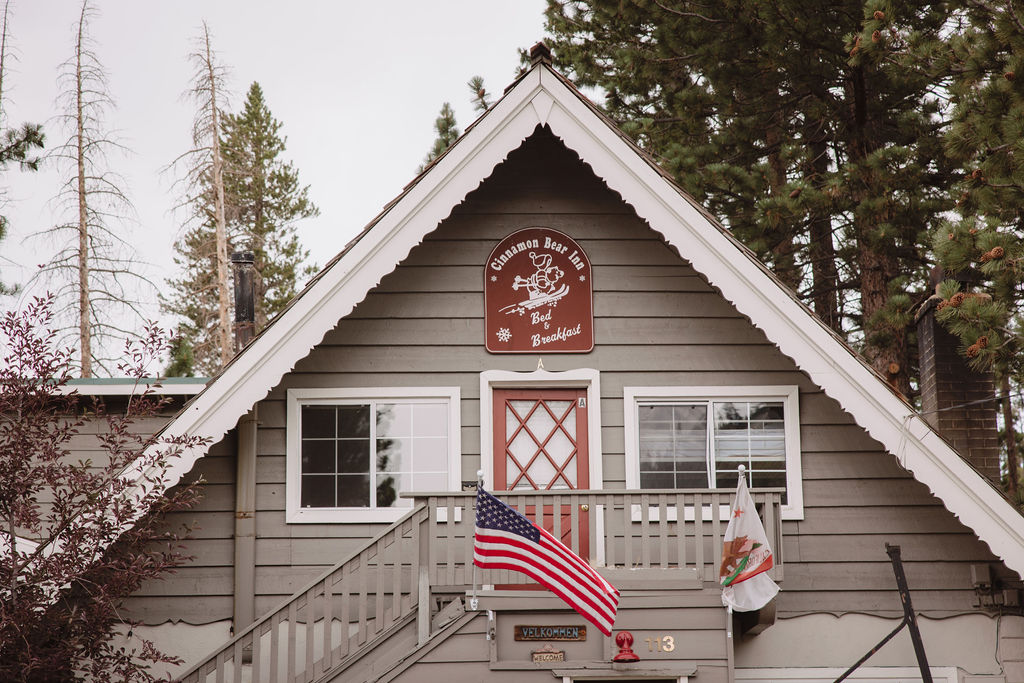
130 64 1023 579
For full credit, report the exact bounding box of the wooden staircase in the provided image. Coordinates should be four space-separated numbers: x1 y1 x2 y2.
178 505 432 683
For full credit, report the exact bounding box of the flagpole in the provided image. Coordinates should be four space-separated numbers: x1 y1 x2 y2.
725 465 743 683
726 604 735 683
470 469 484 612
722 464 780 679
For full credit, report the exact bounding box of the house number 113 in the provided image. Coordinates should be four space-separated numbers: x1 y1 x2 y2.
644 635 675 652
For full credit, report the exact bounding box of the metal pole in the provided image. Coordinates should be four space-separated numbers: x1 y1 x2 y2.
470 470 484 612
726 604 735 683
833 544 932 683
886 544 932 683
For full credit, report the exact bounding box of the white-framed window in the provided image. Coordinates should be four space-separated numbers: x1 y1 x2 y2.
624 386 803 520
286 387 461 523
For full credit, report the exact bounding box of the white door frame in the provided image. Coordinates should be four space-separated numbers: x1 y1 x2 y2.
479 368 603 493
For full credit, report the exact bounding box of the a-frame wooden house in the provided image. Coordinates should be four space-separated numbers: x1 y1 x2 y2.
107 45 1024 683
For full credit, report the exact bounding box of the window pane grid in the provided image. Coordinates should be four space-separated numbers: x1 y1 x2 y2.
713 401 785 490
301 400 448 510
637 399 787 494
638 403 709 489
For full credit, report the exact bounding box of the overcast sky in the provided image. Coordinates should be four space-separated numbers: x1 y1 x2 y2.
1 0 548 326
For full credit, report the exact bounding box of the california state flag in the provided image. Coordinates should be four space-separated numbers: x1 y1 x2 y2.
719 472 779 612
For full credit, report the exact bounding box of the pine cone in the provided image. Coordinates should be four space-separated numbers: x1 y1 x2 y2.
980 246 1005 262
936 300 948 311
887 362 900 375
950 292 966 307
851 36 861 55
977 335 989 349
966 343 981 358
971 168 984 180
949 232 956 240
789 187 802 198
872 30 881 43
1006 71 1015 81
873 10 885 19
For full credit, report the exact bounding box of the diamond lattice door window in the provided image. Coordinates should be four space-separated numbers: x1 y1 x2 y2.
493 388 590 558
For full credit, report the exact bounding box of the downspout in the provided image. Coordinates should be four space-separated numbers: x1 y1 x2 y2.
232 252 257 634
233 409 257 633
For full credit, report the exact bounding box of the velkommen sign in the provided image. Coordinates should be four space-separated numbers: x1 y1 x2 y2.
485 227 594 353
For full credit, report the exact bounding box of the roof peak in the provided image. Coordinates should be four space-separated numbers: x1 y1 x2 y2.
529 41 552 67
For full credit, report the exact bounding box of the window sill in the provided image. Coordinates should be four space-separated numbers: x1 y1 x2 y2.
286 505 463 524
287 507 412 524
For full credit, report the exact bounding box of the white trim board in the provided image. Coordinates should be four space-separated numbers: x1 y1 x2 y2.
105 59 1024 580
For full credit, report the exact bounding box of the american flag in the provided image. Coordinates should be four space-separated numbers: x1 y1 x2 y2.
473 487 619 635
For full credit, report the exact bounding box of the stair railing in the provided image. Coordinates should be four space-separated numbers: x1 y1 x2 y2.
178 503 429 683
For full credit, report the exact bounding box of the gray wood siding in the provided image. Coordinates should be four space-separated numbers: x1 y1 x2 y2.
137 127 1016 627
124 434 236 624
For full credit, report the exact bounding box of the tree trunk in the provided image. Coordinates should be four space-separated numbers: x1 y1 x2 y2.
1002 374 1020 497
204 27 232 368
75 4 90 378
847 64 910 395
805 135 840 332
765 116 800 290
0 2 9 109
858 238 909 394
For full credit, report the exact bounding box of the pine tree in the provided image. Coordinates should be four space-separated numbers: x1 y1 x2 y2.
468 76 491 113
221 82 318 330
0 0 44 296
165 81 317 374
544 0 958 395
929 0 1024 379
923 0 1024 497
418 102 460 172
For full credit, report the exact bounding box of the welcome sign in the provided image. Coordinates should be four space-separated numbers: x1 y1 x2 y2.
484 227 593 353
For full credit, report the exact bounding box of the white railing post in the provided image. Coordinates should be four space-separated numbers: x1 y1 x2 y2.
417 500 431 645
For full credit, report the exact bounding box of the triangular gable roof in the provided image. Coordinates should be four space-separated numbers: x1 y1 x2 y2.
139 57 1024 578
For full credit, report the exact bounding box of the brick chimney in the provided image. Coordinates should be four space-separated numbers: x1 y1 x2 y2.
232 251 256 353
916 270 1000 483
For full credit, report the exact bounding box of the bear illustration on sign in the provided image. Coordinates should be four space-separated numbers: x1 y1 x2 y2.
500 251 570 315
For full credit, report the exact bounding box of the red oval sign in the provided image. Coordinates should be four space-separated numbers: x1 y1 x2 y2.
484 228 593 353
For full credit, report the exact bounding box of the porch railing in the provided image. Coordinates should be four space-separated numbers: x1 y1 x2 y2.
415 488 784 588
176 488 783 683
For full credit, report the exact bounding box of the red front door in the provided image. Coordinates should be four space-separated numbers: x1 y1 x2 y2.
493 388 589 558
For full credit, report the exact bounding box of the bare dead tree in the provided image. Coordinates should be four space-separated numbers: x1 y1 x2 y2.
164 21 233 371
32 0 150 377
